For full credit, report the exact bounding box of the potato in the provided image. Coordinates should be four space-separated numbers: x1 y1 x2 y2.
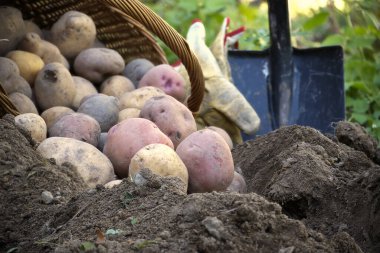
97 132 108 152
0 57 32 98
49 11 96 59
140 95 197 148
104 179 122 189
100 75 135 98
41 106 74 130
37 137 115 188
8 92 38 114
138 64 186 102
18 32 69 68
49 112 101 147
24 20 43 37
123 58 154 87
129 143 188 187
72 76 98 110
118 108 140 123
14 113 47 142
103 118 174 178
0 6 25 56
119 86 165 110
74 48 125 84
34 62 76 110
226 171 247 193
77 94 119 132
176 129 234 193
6 50 44 85
206 126 233 150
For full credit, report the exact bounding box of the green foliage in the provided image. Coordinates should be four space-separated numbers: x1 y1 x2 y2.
147 0 380 143
79 241 96 252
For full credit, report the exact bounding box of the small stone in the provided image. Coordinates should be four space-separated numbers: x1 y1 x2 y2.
279 246 295 253
201 216 226 240
41 190 54 204
159 230 170 239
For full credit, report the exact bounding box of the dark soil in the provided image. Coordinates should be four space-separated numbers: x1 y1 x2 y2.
0 114 379 252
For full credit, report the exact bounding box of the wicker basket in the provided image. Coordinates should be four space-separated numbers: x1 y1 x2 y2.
0 0 204 116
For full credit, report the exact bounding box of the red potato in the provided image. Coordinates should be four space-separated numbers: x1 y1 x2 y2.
140 95 197 148
176 129 234 193
206 126 233 149
226 171 247 193
48 112 101 147
103 118 174 179
138 64 186 102
77 94 119 132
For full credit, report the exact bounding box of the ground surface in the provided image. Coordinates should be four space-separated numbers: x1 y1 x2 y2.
0 114 379 253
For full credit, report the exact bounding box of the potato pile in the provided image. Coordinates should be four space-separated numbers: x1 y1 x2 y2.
0 6 246 193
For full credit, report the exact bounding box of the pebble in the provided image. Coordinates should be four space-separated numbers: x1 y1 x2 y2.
41 190 54 204
201 216 226 240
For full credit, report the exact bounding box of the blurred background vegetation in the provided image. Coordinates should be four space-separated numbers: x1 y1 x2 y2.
146 0 380 143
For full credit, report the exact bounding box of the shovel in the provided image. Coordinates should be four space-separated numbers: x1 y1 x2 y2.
228 0 345 139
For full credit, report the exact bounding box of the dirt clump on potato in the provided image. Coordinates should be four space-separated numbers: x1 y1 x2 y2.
0 116 374 252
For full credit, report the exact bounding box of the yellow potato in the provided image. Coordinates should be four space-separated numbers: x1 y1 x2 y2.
18 32 69 68
49 11 96 59
41 106 74 130
72 76 98 110
0 57 32 98
34 62 76 110
118 108 140 123
14 113 47 142
6 50 44 86
37 137 116 188
0 6 25 55
8 92 38 114
100 75 135 98
129 143 188 188
119 86 165 110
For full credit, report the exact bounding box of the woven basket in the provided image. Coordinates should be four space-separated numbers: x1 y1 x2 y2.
0 0 204 116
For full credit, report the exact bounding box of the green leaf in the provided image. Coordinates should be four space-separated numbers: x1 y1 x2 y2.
80 242 96 251
351 99 369 113
351 113 368 124
106 228 122 236
131 217 138 225
322 34 344 46
302 12 329 31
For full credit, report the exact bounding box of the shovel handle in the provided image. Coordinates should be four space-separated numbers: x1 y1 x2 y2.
268 0 294 127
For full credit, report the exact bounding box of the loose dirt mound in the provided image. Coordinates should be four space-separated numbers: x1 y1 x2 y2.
0 115 376 252
233 124 380 253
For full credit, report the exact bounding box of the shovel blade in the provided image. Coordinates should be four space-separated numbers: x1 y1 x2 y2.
228 46 345 139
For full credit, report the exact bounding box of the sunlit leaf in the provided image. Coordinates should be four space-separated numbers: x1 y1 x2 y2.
322 34 344 46
302 12 329 31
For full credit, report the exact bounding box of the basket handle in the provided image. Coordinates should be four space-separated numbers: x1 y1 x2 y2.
0 84 19 116
103 0 205 113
